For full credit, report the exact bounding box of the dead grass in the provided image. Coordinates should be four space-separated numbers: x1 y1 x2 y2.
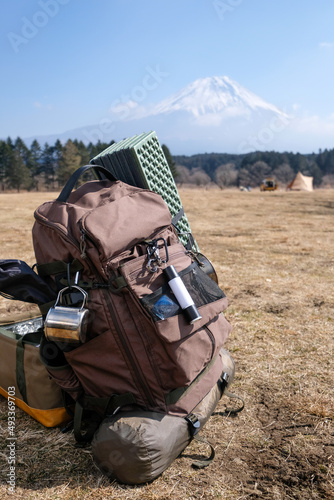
0 188 333 499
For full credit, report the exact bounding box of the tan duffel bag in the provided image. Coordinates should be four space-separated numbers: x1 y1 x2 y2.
0 313 71 428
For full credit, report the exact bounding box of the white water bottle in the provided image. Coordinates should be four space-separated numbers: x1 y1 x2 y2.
163 265 202 324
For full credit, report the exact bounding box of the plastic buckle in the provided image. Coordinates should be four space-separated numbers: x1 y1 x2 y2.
219 372 230 393
185 413 201 436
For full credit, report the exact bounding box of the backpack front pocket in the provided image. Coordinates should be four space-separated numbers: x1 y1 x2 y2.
120 248 232 391
141 263 227 325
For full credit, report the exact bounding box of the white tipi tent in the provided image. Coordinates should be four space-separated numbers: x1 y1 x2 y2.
287 172 313 191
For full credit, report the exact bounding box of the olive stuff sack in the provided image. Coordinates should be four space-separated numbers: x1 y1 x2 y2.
92 348 237 485
32 165 233 480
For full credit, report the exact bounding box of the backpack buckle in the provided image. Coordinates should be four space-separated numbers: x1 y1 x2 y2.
185 413 201 436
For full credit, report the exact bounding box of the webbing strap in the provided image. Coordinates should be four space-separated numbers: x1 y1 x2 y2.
36 259 83 278
224 390 245 414
73 400 101 445
106 276 128 294
191 435 216 469
59 278 94 289
37 259 126 294
165 354 218 407
73 392 136 444
15 332 43 403
16 337 27 403
80 392 137 414
171 207 185 226
38 300 55 316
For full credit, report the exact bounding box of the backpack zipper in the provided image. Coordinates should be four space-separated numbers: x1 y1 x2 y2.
99 286 156 408
35 215 156 408
80 224 157 408
204 325 216 361
34 215 85 256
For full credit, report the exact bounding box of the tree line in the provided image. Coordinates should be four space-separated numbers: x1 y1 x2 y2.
0 137 178 192
174 149 334 188
0 137 114 192
0 136 333 192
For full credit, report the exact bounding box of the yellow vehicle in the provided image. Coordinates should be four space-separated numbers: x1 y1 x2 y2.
260 177 278 191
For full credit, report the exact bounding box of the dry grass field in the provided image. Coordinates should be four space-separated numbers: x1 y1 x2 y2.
0 188 333 499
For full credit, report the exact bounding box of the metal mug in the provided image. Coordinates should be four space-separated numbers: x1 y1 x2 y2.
44 285 89 345
195 252 219 284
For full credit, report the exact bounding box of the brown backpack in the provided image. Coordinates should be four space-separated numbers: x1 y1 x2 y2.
32 165 232 442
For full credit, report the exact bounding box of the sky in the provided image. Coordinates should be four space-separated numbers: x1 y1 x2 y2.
1 0 334 152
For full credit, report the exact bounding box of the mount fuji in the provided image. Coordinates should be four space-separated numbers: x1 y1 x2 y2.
128 76 286 119
25 76 292 155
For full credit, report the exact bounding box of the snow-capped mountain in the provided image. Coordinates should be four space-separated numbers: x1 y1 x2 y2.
25 76 292 154
136 76 286 118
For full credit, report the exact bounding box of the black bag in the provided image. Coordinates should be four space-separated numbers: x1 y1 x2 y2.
0 259 56 305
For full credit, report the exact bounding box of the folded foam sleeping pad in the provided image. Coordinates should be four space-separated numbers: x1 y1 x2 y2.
92 348 235 485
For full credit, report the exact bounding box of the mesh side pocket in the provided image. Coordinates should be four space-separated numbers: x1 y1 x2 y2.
182 265 226 308
141 263 226 322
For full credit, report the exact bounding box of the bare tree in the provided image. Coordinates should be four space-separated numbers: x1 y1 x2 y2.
175 165 191 186
215 162 237 189
238 161 271 187
189 168 211 186
273 163 294 185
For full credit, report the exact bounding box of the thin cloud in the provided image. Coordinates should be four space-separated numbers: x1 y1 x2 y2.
319 42 334 49
293 114 334 135
33 101 53 110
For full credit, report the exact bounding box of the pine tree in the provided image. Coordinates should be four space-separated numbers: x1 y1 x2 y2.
40 143 56 189
6 150 31 192
162 144 178 178
0 141 13 190
88 140 114 160
73 139 90 166
14 137 30 164
57 140 81 185
28 139 42 190
53 140 64 187
324 150 334 175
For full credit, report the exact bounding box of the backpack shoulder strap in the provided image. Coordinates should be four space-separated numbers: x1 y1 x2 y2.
57 165 117 203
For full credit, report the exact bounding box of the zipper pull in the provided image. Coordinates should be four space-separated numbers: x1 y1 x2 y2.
80 230 87 259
